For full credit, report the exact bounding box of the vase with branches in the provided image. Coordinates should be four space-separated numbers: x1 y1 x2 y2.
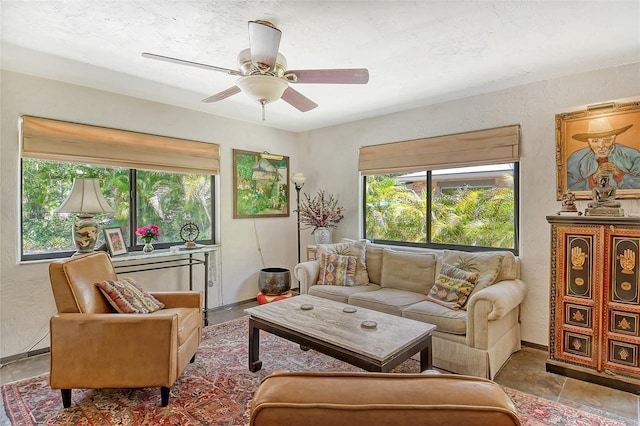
297 191 344 243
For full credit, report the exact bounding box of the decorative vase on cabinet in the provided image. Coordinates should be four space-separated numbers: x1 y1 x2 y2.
314 227 331 245
546 215 640 393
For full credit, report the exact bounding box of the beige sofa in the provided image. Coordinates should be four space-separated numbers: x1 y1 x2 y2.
294 240 527 379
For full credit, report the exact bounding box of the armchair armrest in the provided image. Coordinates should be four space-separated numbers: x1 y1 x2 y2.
50 313 180 389
465 279 527 349
151 291 202 309
294 261 320 293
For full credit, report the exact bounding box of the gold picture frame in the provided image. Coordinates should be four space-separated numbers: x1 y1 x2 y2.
556 101 640 200
233 149 290 218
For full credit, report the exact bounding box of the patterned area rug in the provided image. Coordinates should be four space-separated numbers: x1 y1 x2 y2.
2 317 630 425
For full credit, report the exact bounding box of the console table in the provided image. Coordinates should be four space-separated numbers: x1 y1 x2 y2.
110 245 221 326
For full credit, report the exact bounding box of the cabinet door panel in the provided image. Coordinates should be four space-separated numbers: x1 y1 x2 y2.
566 236 593 298
610 237 640 305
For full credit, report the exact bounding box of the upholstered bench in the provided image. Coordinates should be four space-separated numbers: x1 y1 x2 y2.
250 371 521 426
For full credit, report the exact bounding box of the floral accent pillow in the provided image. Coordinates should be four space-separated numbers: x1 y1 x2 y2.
317 253 357 286
318 240 369 285
426 263 479 310
96 277 164 314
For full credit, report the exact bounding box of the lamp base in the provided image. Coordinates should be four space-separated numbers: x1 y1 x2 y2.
73 214 99 254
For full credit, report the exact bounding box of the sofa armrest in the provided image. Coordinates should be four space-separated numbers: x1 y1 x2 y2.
151 291 202 309
294 261 320 293
50 312 180 388
466 279 527 349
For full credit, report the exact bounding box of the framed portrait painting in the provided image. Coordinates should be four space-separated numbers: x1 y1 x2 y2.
104 227 128 256
556 101 640 200
233 149 290 218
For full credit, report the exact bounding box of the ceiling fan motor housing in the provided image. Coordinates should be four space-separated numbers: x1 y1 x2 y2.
237 48 287 77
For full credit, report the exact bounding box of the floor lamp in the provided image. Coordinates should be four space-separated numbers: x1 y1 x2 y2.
291 173 306 291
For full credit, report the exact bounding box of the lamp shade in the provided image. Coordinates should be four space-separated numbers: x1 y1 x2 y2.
236 75 288 104
291 172 306 186
55 178 114 214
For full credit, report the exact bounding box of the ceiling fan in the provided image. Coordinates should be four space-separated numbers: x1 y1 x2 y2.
142 20 369 119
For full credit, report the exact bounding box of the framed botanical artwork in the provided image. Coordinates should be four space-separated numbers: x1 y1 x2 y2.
233 149 290 218
104 227 128 256
556 101 640 200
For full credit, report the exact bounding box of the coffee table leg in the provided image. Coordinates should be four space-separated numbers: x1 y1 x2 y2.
248 318 262 372
420 335 433 372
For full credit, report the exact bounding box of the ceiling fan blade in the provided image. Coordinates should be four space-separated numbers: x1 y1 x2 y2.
142 52 242 76
281 87 318 112
248 20 282 70
285 69 369 84
202 85 241 103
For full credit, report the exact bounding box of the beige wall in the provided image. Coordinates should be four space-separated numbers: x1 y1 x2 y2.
297 62 640 346
0 70 299 359
1 63 639 359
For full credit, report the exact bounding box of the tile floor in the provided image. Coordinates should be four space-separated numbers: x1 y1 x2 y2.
1 301 639 425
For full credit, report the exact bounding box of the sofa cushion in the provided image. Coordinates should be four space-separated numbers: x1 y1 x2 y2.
308 284 381 304
317 253 357 286
441 250 507 309
426 263 479 310
380 249 437 295
318 240 369 285
348 288 427 316
402 300 468 335
364 245 384 285
95 277 164 314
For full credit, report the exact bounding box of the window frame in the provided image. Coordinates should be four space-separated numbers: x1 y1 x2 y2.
20 160 216 261
362 162 519 255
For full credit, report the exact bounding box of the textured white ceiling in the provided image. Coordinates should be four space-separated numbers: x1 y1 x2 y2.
1 1 639 132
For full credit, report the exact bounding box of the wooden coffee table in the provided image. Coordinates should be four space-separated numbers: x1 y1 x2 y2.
244 294 436 373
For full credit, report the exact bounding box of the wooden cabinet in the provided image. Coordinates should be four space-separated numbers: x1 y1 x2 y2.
547 216 640 393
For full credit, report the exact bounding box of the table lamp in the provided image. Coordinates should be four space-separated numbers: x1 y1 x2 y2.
55 178 114 254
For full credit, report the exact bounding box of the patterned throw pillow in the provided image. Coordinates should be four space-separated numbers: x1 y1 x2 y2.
317 253 357 286
441 250 506 310
426 263 479 310
96 277 165 314
318 240 369 285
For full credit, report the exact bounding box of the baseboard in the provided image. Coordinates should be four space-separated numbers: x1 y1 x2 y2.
521 340 548 352
206 297 258 312
0 347 50 367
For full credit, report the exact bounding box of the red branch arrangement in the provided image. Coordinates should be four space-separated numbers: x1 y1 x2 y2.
297 190 344 233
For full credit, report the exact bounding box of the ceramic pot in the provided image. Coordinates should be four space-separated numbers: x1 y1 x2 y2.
314 227 331 245
258 268 291 295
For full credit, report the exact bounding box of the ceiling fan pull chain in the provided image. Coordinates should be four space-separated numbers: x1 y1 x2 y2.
261 100 266 121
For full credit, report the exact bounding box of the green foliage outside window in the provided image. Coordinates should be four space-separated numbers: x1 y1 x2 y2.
22 159 213 258
365 170 515 249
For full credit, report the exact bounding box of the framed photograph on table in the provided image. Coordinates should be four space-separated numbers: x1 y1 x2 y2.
556 101 640 200
233 149 290 218
104 227 128 256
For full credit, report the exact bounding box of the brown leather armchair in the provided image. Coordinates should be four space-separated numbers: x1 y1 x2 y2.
48 251 202 408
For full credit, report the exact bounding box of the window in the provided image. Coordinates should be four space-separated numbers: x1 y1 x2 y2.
364 163 518 251
21 159 214 260
360 125 520 253
19 116 219 261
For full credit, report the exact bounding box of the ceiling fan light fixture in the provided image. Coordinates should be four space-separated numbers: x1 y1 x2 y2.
236 75 288 104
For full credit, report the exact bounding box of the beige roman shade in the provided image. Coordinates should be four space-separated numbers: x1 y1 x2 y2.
21 116 220 174
359 125 520 175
